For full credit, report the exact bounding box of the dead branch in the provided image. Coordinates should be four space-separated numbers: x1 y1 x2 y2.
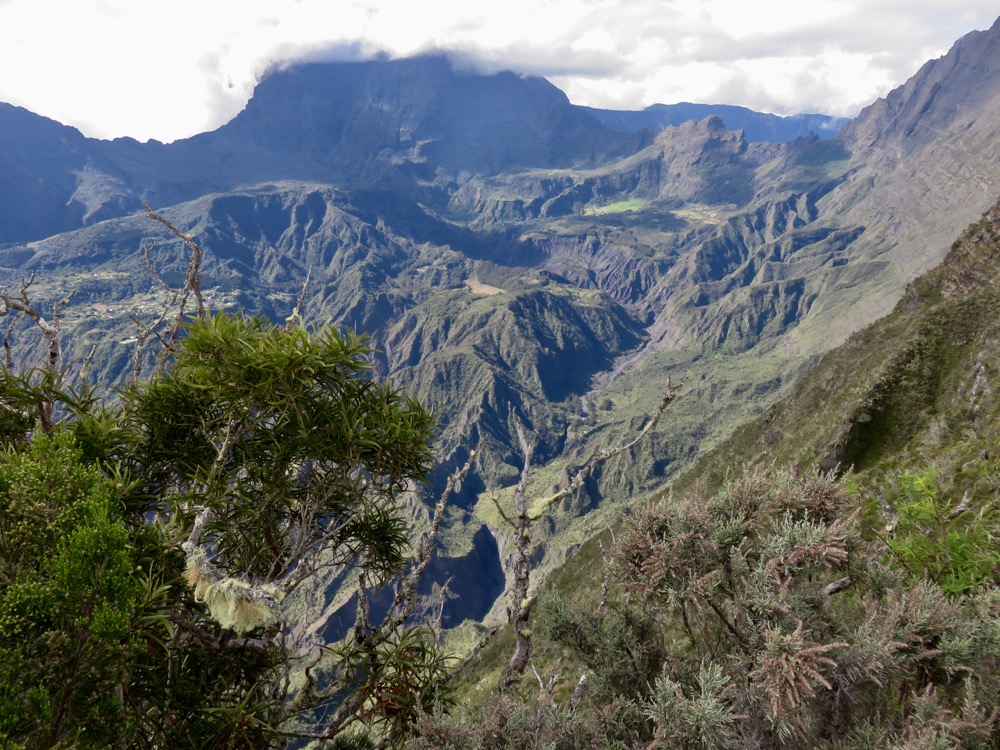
823 576 853 596
570 670 589 707
140 204 206 378
0 277 77 432
530 382 679 519
143 204 204 318
3 308 23 373
143 240 174 293
499 383 680 691
314 448 480 743
0 275 74 380
501 420 536 692
381 448 479 632
947 492 973 520
597 538 611 615
286 268 312 331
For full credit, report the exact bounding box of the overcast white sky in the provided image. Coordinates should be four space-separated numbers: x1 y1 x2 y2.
0 1 996 143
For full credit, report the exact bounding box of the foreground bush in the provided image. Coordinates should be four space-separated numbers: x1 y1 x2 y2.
0 312 449 748
418 468 1000 749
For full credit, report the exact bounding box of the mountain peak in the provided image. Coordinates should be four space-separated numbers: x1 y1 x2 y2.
703 114 728 133
216 54 642 179
839 16 1000 156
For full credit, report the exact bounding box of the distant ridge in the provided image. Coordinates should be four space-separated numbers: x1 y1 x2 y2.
0 20 999 629
578 102 849 142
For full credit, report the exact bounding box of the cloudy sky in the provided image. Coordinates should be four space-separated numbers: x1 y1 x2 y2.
0 0 996 143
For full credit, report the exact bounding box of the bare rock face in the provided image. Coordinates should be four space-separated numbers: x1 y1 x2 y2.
0 104 92 241
839 17 1000 158
3 19 1000 629
796 15 1000 347
162 55 650 191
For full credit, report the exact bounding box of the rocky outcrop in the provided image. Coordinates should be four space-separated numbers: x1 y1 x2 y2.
3 20 1000 631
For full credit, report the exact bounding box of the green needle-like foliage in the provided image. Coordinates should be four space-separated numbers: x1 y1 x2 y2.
124 312 435 582
0 309 446 748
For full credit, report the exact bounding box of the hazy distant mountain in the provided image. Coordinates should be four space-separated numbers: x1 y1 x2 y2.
0 104 135 242
217 56 646 175
578 102 849 142
1 18 999 627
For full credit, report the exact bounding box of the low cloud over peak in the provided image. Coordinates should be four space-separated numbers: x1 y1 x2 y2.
0 0 995 142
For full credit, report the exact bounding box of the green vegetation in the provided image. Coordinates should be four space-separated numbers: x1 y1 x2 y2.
2 172 999 750
0 271 454 747
885 468 999 596
0 432 173 747
428 467 1000 749
420 201 1000 747
582 199 648 215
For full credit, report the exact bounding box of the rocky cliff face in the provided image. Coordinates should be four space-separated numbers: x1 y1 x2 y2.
768 16 1000 357
0 104 120 241
839 17 1000 158
222 56 646 177
1 20 1000 627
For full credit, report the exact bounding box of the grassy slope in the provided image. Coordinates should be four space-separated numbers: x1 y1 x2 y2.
452 195 1000 698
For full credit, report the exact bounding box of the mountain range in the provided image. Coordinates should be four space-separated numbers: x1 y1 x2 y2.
1 17 999 629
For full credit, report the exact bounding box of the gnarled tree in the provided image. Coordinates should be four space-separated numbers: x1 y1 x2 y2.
0 211 472 748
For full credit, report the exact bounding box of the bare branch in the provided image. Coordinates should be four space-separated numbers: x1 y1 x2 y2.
0 279 73 379
170 615 272 652
0 278 80 432
3 308 24 373
490 492 517 530
499 386 679 691
77 345 98 389
531 661 546 693
185 507 214 549
597 539 611 615
530 382 679 519
823 576 853 597
947 492 973 520
501 419 536 692
354 557 374 643
570 670 589 707
286 268 312 331
143 241 175 293
310 448 480 744
143 204 204 318
43 290 74 378
140 204 207 378
381 447 479 630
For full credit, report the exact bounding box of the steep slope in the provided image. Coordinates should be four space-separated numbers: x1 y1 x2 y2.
83 56 652 227
673 194 1000 495
450 117 784 222
0 104 143 240
428 19 1000 626
1 20 1000 631
780 16 1000 352
458 190 1000 704
0 56 651 245
456 197 1000 748
218 56 647 178
0 181 644 486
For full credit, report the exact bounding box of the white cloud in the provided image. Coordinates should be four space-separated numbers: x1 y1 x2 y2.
0 0 995 142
